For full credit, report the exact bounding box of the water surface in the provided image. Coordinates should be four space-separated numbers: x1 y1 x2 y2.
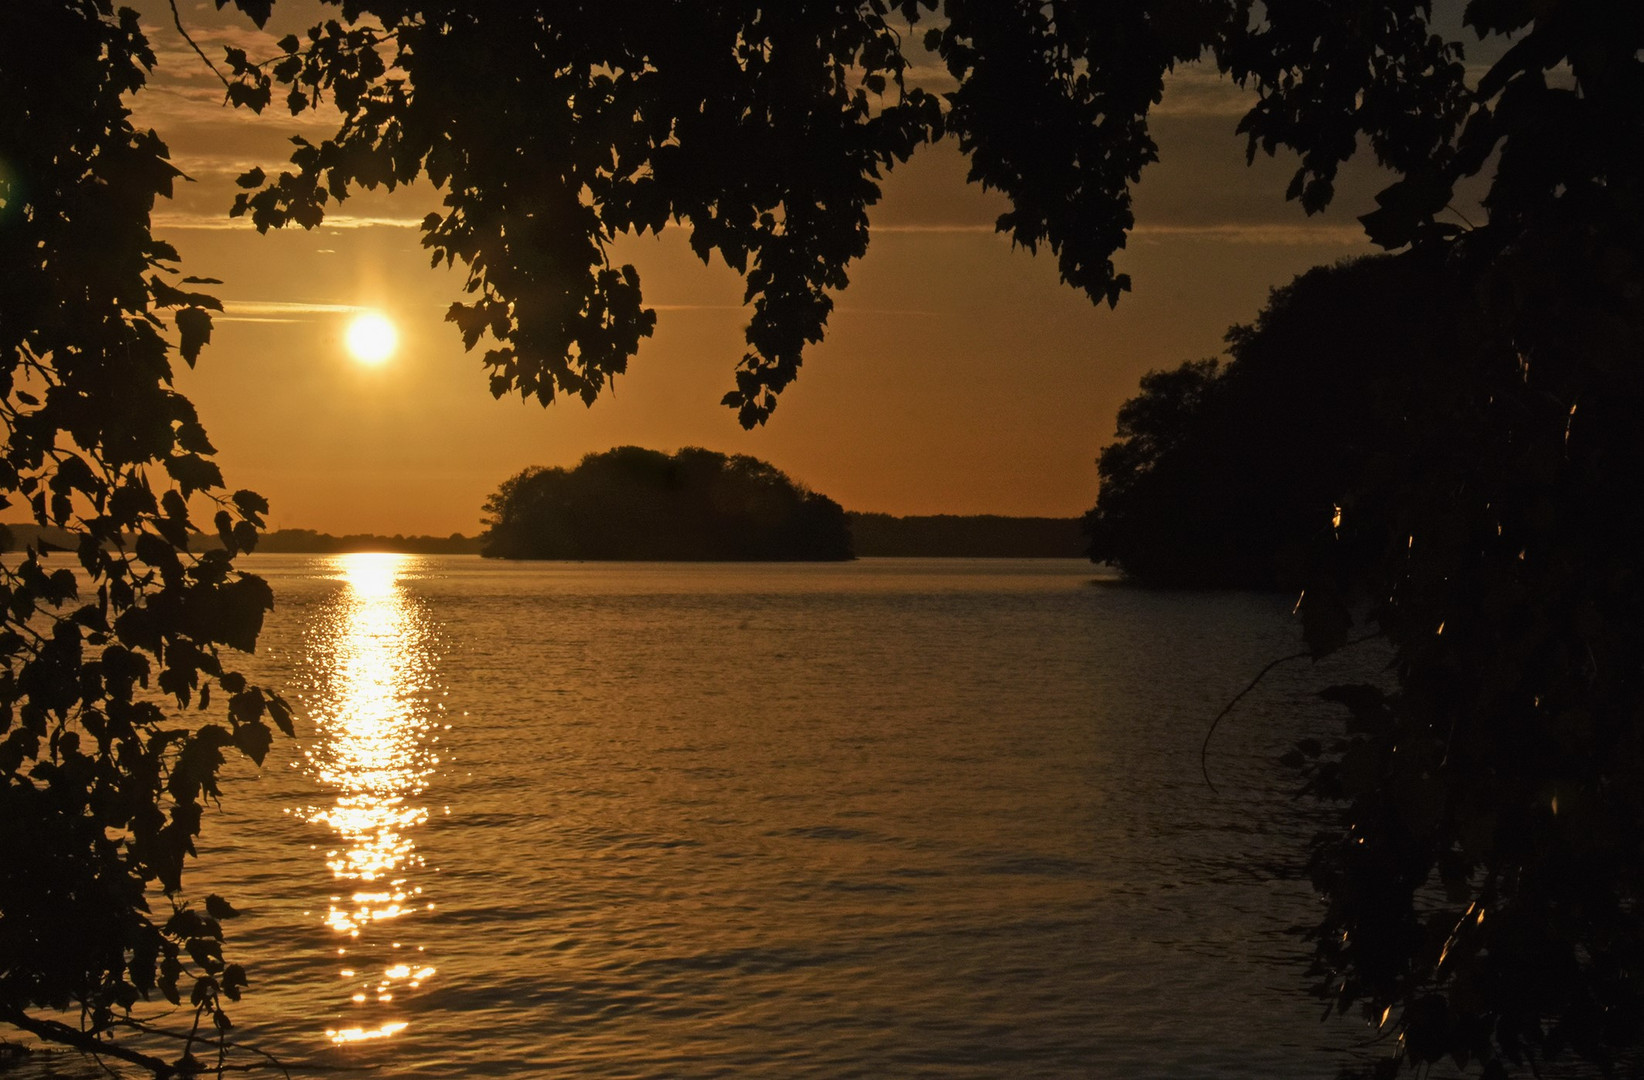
14 556 1379 1078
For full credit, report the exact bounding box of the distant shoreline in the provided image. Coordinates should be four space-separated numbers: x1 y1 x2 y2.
2 515 1089 560
0 524 482 556
845 513 1085 558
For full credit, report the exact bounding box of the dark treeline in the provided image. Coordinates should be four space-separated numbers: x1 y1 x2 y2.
0 524 481 555
849 513 1084 557
255 529 481 554
482 446 852 561
1084 251 1469 589
5 517 1086 560
0 523 76 552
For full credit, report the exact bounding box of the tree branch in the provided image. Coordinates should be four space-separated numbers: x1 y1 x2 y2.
1201 630 1384 794
167 0 231 91
1 1009 182 1079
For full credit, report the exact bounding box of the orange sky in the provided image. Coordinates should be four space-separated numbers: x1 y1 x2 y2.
135 1 1409 536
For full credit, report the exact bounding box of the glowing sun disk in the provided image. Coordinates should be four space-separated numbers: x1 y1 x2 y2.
346 312 398 364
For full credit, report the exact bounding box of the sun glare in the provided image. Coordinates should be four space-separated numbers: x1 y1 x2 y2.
346 312 398 365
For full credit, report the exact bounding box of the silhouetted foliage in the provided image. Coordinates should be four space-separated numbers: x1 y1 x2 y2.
217 0 1475 429
230 0 1644 1071
224 1 944 427
848 513 1084 557
1086 252 1473 589
11 0 1644 1076
481 448 851 561
1 1 284 1072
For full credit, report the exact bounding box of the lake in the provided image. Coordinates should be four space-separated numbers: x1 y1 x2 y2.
10 555 1382 1078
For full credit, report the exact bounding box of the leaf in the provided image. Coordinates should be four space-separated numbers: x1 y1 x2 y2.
215 508 237 552
175 307 213 367
232 719 272 764
1359 172 1454 250
205 894 241 920
114 607 162 654
226 79 272 114
231 489 269 519
167 725 231 802
51 453 98 498
211 575 274 652
267 694 295 737
134 532 181 575
159 959 183 1006
161 489 189 522
175 420 216 455
217 0 273 29
165 453 224 497
228 689 264 726
232 520 259 554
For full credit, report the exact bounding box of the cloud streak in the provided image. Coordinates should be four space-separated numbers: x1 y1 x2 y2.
873 223 997 234
216 299 368 323
871 220 1369 245
152 211 426 231
1129 222 1369 246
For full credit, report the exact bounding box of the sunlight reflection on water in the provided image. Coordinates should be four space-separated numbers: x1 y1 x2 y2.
296 553 442 1046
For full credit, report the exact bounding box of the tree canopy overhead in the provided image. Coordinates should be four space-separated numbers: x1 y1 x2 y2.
5 0 1643 1076
214 0 1631 424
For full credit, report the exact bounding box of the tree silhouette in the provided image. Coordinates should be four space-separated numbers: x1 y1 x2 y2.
1087 252 1473 590
6 1 1643 1077
1086 357 1229 585
1 2 286 1073
480 447 852 561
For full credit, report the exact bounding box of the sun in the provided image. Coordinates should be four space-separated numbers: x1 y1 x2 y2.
345 312 398 365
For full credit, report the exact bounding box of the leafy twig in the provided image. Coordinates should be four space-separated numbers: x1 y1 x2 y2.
116 1017 303 1079
167 0 231 90
1 1009 180 1079
1201 630 1384 794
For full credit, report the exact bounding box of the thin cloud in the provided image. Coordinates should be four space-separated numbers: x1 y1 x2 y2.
140 14 285 74
835 306 940 317
217 299 367 323
653 302 940 317
152 211 425 230
871 221 1368 246
214 299 936 324
1153 65 1254 118
873 223 997 234
1130 222 1369 245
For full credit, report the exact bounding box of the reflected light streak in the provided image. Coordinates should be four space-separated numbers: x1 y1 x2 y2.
327 1022 409 1044
298 552 442 1046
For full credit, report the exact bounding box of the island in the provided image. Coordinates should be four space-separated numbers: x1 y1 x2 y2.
480 447 853 560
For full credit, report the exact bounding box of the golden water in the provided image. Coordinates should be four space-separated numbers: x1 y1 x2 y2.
14 555 1379 1078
